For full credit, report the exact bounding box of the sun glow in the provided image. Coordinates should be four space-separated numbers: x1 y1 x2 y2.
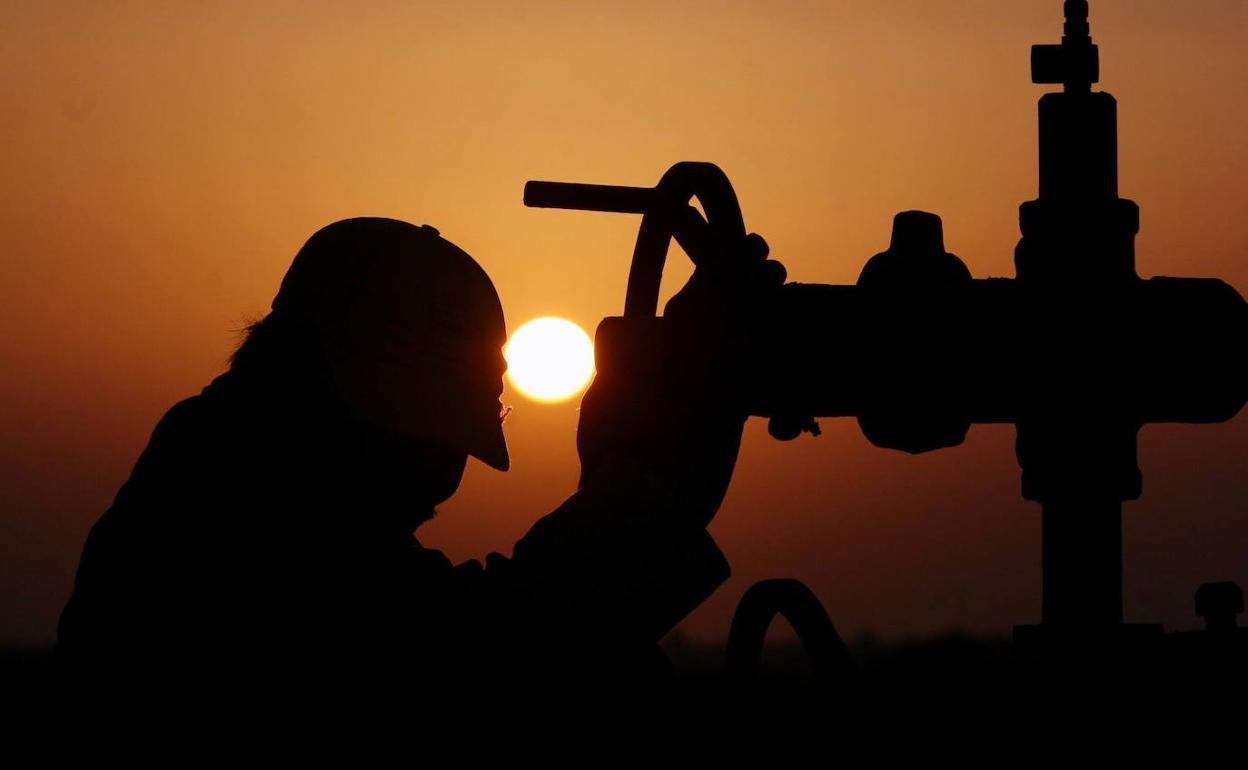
504 317 595 402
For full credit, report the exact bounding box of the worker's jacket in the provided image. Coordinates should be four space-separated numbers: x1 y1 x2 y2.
56 352 729 724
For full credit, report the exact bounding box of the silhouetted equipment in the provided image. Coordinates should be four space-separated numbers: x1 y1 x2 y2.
723 579 859 695
525 0 1248 654
1195 582 1243 634
1030 0 1098 92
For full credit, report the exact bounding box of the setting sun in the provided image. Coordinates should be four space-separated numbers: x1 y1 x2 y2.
504 317 595 402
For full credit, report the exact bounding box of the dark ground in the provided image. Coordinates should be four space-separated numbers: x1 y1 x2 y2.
1 632 1008 720
4 629 1242 739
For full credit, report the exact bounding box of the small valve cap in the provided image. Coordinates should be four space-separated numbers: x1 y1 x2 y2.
889 210 945 256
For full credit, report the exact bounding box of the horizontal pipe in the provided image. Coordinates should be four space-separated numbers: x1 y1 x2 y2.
591 275 1248 425
523 181 655 214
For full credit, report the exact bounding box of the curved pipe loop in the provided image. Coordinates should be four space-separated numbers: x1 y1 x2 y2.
723 578 860 696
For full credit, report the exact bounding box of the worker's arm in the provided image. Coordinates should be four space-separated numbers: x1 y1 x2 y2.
483 456 730 646
457 230 782 649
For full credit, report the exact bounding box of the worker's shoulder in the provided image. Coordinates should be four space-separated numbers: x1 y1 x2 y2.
131 372 242 471
83 377 238 545
155 391 213 432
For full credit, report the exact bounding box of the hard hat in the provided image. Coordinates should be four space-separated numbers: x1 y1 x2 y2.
272 217 510 471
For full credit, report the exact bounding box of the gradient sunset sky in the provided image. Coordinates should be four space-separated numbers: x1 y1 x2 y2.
2 0 1245 645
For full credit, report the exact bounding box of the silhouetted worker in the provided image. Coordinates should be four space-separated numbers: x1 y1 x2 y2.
57 217 770 727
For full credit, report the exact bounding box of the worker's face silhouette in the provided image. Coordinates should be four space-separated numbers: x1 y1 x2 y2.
275 218 511 474
355 423 469 530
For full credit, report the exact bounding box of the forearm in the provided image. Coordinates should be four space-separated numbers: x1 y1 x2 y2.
488 457 730 644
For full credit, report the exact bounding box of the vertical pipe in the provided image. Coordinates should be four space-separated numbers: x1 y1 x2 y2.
1041 501 1123 626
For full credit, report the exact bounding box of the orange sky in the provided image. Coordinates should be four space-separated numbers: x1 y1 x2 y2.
2 0 1246 645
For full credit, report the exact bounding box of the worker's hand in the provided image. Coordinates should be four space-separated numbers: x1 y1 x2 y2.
576 232 785 529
